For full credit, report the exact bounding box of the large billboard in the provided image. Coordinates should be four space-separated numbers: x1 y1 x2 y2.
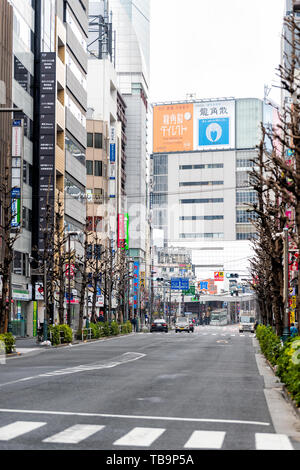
153 100 235 153
153 103 194 153
194 100 235 151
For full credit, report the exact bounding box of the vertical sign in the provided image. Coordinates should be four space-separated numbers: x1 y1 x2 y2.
38 52 56 250
11 120 23 229
133 262 140 310
124 213 129 250
117 214 125 248
33 301 38 337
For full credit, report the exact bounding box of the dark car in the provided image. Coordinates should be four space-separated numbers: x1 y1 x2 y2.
150 319 168 333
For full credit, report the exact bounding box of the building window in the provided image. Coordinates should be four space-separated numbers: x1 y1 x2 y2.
87 133 93 147
179 233 224 239
94 133 103 149
179 163 223 170
180 198 224 204
86 160 93 175
94 160 102 176
94 188 103 204
179 181 223 187
180 215 224 220
236 191 258 205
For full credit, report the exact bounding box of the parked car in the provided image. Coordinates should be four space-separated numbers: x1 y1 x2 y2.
150 319 168 333
175 317 191 333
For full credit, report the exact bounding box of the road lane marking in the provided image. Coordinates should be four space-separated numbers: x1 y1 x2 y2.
0 352 146 387
113 427 165 447
255 433 293 450
43 424 105 444
184 430 226 449
0 421 46 440
0 409 271 427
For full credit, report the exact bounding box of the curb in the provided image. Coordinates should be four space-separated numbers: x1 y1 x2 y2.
265 358 300 419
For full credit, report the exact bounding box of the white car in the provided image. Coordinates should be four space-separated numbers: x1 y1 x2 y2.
175 317 191 333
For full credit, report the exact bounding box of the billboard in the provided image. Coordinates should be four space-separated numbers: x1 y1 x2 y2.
194 100 235 151
153 103 194 153
153 100 235 153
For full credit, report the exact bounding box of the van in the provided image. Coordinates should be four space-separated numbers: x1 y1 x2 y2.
239 315 255 333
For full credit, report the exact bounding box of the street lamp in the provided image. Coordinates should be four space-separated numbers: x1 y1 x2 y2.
66 231 80 328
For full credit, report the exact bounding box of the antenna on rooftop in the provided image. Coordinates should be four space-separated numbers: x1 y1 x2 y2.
186 93 196 100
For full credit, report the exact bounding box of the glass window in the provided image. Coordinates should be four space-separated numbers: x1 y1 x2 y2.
65 134 85 165
179 181 223 187
94 161 102 176
86 160 93 175
180 198 224 204
236 191 258 205
94 188 103 204
87 133 93 147
153 155 168 175
236 99 263 149
94 133 102 149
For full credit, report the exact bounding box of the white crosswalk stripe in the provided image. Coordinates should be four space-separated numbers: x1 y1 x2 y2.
0 421 46 440
0 421 295 449
255 433 293 450
113 427 166 447
184 430 226 449
43 424 105 444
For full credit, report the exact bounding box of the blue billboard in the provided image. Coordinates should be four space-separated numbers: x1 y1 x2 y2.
198 118 229 147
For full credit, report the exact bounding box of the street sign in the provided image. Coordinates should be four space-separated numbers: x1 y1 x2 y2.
171 278 189 290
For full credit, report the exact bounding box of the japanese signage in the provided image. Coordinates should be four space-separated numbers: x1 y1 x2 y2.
38 52 56 251
153 100 235 153
171 278 189 290
153 103 194 153
117 214 125 249
133 262 140 309
214 271 224 281
194 100 235 150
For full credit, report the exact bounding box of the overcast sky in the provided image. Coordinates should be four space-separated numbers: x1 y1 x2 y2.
149 0 285 105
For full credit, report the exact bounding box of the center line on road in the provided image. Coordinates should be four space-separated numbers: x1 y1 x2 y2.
0 352 146 388
0 409 271 427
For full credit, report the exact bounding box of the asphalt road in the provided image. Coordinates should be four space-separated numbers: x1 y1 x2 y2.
0 325 299 452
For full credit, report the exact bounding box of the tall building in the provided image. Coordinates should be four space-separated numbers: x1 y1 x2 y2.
4 0 89 336
109 0 150 263
151 97 276 287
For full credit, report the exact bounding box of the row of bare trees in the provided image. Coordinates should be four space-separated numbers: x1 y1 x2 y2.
248 12 300 335
0 180 134 334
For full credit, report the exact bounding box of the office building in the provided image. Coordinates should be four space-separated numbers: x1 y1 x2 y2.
151 97 276 286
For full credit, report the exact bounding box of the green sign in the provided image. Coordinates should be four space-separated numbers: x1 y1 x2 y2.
125 213 129 250
33 301 38 337
182 285 195 295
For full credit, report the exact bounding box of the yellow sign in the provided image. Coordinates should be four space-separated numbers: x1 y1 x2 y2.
290 310 295 324
292 296 297 309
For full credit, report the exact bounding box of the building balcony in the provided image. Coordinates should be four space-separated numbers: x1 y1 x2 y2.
55 144 65 175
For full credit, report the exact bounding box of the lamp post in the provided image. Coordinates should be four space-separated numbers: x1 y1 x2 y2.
282 227 290 341
67 231 80 328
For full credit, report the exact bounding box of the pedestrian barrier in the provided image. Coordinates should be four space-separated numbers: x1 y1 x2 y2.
81 328 92 341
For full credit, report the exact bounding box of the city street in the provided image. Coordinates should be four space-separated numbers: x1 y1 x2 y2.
0 325 299 451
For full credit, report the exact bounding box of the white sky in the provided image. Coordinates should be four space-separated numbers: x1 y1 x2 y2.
149 0 285 105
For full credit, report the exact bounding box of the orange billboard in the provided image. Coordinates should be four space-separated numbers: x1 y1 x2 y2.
153 103 194 153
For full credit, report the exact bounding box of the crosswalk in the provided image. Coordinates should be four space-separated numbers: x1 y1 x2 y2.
0 421 294 449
